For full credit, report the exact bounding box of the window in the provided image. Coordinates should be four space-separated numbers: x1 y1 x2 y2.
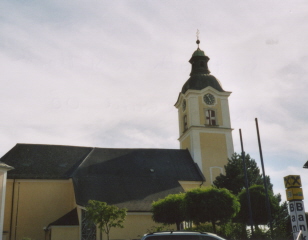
205 109 217 126
183 115 188 131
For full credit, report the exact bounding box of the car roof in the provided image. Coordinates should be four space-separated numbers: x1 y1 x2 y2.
142 231 224 238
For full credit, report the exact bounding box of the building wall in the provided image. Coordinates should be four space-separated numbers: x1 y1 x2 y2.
179 181 204 191
77 210 169 240
104 213 175 240
3 178 202 240
176 87 234 187
200 132 228 185
180 135 191 152
50 226 79 240
4 179 76 240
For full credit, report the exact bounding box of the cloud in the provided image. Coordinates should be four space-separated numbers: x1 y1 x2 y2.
1 0 308 209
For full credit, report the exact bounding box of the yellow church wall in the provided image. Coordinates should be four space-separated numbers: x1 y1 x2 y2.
4 179 76 240
198 96 205 124
103 213 175 240
180 135 191 152
50 226 79 240
199 132 228 186
179 109 189 134
179 181 204 191
216 99 223 126
3 180 12 236
210 167 224 181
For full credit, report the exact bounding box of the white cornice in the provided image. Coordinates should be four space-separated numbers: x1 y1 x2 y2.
175 86 232 107
179 126 233 141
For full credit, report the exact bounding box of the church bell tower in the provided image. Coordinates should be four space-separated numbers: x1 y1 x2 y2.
175 39 234 186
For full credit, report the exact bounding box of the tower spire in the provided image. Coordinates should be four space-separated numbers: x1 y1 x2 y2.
196 29 200 48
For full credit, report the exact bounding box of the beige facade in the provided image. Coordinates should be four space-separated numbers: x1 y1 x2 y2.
48 226 79 240
176 87 234 186
3 178 203 240
4 179 76 240
179 181 205 191
101 213 171 240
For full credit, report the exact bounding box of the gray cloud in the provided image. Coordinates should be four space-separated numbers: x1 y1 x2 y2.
1 0 308 204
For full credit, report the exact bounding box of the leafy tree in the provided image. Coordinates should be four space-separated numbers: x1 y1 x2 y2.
213 153 272 195
237 185 279 228
213 153 293 239
85 200 127 240
218 222 249 240
186 222 248 240
271 200 292 240
184 187 240 233
152 193 185 230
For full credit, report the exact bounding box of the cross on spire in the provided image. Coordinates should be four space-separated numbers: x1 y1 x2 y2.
196 29 200 48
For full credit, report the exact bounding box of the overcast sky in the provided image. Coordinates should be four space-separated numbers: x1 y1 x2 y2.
1 0 308 204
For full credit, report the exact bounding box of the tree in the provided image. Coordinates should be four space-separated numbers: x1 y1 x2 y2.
184 187 240 233
85 200 127 240
271 200 292 240
237 185 279 228
152 193 185 230
213 153 272 195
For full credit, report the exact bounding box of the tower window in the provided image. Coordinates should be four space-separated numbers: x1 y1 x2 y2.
205 110 217 126
200 61 205 67
183 115 188 131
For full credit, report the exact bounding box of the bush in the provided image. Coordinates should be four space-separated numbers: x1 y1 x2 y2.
185 222 248 240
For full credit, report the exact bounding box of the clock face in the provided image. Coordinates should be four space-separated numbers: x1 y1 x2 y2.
182 99 186 111
203 93 215 105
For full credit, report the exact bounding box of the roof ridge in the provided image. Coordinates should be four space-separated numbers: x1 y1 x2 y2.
16 143 93 149
70 147 95 177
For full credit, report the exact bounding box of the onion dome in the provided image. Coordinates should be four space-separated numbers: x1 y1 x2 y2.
181 40 224 94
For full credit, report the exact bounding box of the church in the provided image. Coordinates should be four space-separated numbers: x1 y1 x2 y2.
0 40 234 240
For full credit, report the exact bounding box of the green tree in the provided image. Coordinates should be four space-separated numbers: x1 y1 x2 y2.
271 200 292 240
213 153 291 239
213 153 272 195
85 200 127 240
186 222 248 240
237 185 279 228
152 193 185 230
184 187 240 233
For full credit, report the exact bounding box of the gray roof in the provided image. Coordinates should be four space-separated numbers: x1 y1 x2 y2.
0 144 92 179
1 144 204 211
181 74 224 94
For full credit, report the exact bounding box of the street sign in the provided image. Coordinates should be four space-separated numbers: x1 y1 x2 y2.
289 201 308 240
284 175 302 188
286 188 304 201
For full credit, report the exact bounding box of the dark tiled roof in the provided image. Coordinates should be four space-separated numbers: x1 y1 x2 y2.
73 148 204 211
304 161 308 168
1 144 204 212
47 208 79 228
181 74 224 94
0 144 93 179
